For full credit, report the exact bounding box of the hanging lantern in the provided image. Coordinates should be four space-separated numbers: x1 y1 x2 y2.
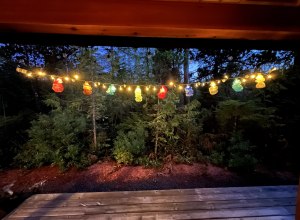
185 85 194 97
255 74 266 89
83 81 92 96
52 78 64 93
209 82 218 95
135 86 143 102
106 84 117 95
232 79 243 92
157 85 168 99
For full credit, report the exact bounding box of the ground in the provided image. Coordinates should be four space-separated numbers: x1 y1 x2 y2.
0 161 298 218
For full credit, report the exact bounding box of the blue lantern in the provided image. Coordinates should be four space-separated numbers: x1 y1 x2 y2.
185 85 194 97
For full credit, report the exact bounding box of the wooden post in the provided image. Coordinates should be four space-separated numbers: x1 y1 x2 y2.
295 49 300 220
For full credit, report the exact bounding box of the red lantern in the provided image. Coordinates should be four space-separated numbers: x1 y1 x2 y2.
83 81 93 96
157 85 168 99
52 78 64 93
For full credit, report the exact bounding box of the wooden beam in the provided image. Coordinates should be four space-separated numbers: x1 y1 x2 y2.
0 0 300 41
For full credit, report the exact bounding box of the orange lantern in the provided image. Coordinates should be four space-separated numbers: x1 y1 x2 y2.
209 82 218 95
83 81 93 95
255 74 266 89
157 85 168 99
52 78 64 93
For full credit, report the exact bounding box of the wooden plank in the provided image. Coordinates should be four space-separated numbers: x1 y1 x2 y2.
19 197 296 210
26 185 297 201
22 192 296 207
0 0 300 40
6 206 296 219
5 216 296 220
13 198 296 212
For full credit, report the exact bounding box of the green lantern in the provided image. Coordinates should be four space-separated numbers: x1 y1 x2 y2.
106 84 117 95
232 79 243 92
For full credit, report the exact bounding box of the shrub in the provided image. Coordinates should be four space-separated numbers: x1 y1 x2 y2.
210 151 225 166
227 133 258 172
113 116 148 165
15 107 89 170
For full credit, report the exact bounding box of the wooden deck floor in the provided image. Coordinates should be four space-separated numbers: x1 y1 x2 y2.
4 185 297 220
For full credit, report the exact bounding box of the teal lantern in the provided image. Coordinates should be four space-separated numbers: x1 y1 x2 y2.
232 79 243 92
185 85 194 97
106 84 117 95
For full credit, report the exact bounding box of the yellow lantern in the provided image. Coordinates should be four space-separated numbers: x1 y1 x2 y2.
255 74 266 89
83 81 93 95
135 86 143 102
209 82 218 95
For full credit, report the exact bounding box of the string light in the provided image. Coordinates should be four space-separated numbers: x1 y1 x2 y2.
38 71 46 76
169 81 174 87
16 67 276 97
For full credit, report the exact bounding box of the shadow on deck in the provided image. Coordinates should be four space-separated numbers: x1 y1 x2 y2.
4 185 297 219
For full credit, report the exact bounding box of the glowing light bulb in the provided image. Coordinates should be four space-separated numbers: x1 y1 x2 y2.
250 74 256 79
27 73 32 77
153 87 157 91
64 77 70 81
74 74 79 80
94 83 98 87
224 75 229 79
119 86 123 91
38 71 46 76
102 84 107 89
178 85 183 90
242 78 247 83
169 81 174 87
51 75 55 80
267 75 272 79
217 80 221 84
202 83 205 87
127 86 132 92
145 87 150 92
97 82 101 86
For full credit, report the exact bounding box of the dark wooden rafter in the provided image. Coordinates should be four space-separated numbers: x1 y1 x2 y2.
0 0 300 43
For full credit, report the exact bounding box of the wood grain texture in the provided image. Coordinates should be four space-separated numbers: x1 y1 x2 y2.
0 0 300 40
4 185 297 219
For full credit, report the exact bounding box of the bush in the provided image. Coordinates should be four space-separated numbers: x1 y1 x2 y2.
227 133 258 172
210 151 225 166
15 107 89 170
113 116 148 165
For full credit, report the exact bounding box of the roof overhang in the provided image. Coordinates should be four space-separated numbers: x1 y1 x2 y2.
0 0 300 48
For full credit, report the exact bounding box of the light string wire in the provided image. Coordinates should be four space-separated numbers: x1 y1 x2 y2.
16 67 276 90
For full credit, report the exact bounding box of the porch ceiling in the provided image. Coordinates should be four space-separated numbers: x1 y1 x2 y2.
0 0 300 44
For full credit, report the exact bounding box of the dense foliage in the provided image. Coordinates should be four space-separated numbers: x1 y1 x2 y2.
0 44 299 172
